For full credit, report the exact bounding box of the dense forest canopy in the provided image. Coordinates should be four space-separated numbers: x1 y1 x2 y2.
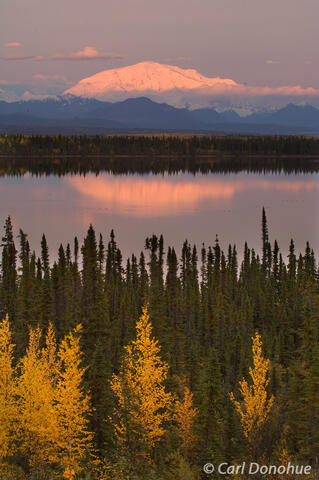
0 211 318 479
0 134 319 176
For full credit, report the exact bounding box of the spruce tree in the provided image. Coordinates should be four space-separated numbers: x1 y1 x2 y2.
0 217 17 322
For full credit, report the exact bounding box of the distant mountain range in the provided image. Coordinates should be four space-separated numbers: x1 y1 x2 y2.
0 95 319 135
62 61 319 114
2 61 319 113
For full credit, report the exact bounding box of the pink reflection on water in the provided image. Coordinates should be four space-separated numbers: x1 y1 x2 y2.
66 174 319 218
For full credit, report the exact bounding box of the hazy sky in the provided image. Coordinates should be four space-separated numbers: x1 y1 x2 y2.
1 0 319 97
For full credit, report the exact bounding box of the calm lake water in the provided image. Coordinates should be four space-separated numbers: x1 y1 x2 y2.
1 170 318 260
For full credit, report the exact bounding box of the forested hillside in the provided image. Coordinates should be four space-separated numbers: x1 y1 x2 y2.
0 211 318 479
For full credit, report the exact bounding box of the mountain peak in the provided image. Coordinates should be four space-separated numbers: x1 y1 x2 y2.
64 61 238 105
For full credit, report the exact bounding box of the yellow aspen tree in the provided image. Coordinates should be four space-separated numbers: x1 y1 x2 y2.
54 324 93 480
230 332 274 441
174 385 198 456
15 324 59 471
41 322 61 379
110 304 173 458
0 315 16 462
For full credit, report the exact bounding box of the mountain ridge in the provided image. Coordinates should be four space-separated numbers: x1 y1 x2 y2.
0 96 319 135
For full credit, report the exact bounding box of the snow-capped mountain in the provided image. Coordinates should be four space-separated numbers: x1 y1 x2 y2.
64 61 237 108
64 61 319 111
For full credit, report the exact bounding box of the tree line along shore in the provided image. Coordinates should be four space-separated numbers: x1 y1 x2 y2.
1 134 319 157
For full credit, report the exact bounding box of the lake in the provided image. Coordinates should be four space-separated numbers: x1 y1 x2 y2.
1 170 318 260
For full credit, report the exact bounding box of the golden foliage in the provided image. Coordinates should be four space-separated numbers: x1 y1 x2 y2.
230 332 274 440
110 304 173 453
54 324 93 479
0 315 16 460
15 324 59 469
174 386 198 454
14 322 93 479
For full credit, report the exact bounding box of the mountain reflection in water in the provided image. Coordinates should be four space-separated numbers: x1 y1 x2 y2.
0 171 318 260
66 173 319 217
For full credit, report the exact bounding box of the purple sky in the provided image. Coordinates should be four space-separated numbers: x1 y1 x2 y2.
1 0 318 98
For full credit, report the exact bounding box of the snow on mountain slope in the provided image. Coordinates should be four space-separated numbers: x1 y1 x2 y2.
64 61 239 107
64 61 319 110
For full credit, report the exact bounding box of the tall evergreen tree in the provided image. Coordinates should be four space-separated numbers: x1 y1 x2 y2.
0 217 17 322
81 225 110 451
